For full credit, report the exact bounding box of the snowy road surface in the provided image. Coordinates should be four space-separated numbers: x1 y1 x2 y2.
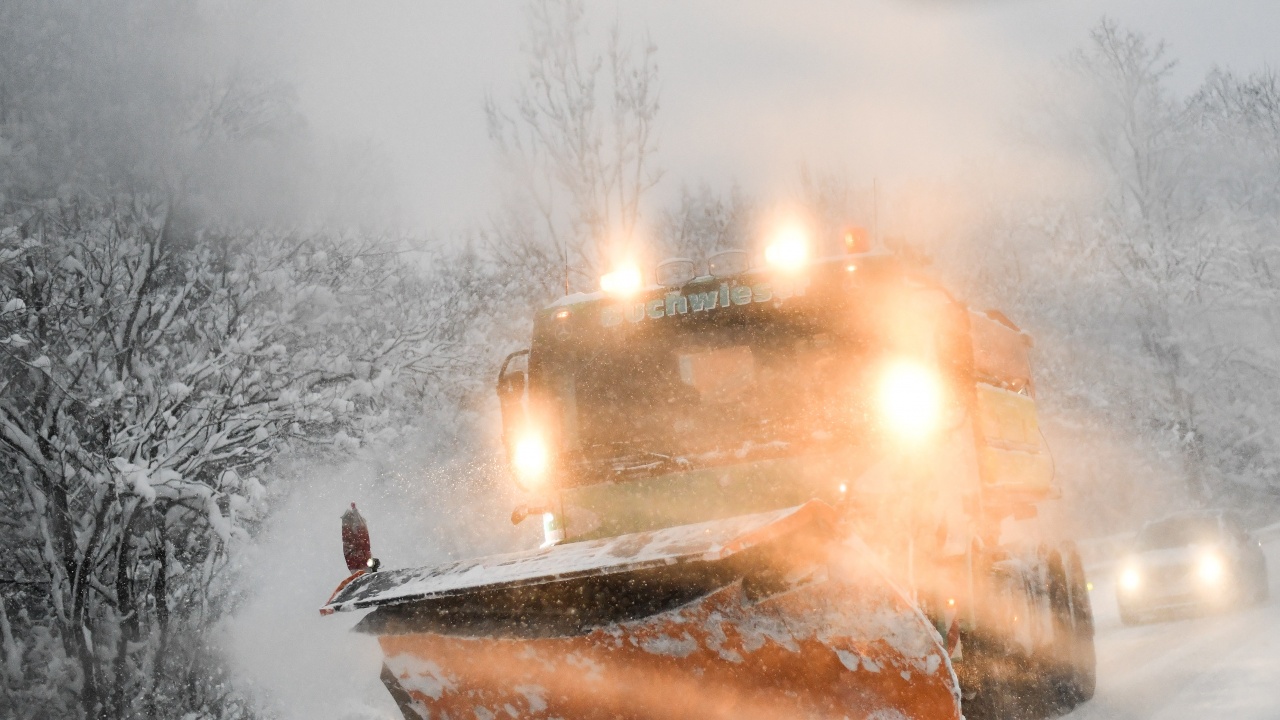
1062 534 1280 720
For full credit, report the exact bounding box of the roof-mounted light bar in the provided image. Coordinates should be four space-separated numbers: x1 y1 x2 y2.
655 258 696 288
707 250 749 278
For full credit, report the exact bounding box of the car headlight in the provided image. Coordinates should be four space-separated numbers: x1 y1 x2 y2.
877 360 943 441
1197 553 1224 584
512 434 550 489
1120 567 1141 592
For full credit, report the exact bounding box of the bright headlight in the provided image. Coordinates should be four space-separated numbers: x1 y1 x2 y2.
600 265 642 296
1120 567 1141 591
877 360 943 441
512 434 550 488
1197 553 1224 584
764 226 809 271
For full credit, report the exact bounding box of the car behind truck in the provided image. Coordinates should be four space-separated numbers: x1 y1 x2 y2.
1116 509 1268 624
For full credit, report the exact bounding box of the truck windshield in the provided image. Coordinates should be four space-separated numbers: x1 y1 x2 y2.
548 311 874 480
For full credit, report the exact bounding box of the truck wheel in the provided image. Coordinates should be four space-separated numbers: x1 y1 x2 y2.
1060 544 1097 703
1042 552 1078 713
962 683 1019 720
956 633 1023 720
1031 546 1094 714
958 563 1034 720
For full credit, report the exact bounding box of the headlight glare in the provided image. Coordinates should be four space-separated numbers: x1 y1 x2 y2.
877 360 943 441
1197 553 1224 584
600 265 643 296
764 226 809 271
1120 567 1141 591
512 434 550 488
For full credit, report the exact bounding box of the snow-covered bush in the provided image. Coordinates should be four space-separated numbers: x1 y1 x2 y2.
0 198 486 719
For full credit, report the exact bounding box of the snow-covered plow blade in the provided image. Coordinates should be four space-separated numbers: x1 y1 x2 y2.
323 501 960 720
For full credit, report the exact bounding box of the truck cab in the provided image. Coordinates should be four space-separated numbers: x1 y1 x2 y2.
499 250 1053 555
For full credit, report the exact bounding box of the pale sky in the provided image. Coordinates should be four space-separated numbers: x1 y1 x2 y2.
274 0 1280 231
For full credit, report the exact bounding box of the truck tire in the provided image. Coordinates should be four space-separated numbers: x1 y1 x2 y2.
1017 545 1095 717
1061 544 1096 703
957 559 1027 720
961 554 1060 720
956 632 1023 720
1041 551 1079 713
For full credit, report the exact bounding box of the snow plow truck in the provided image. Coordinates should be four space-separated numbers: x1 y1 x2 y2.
322 237 1096 720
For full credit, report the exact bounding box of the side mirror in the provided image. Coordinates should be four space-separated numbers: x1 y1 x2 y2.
496 349 531 402
498 370 526 402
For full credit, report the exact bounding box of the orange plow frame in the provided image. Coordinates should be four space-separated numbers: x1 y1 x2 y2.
324 502 961 720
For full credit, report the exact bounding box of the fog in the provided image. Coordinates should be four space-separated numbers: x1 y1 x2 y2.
6 1 1280 719
277 0 1280 229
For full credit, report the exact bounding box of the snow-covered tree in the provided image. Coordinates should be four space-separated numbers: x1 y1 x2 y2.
0 199 484 718
915 21 1280 530
484 0 662 299
654 183 755 265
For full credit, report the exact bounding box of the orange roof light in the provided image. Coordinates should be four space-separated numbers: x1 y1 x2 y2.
844 226 871 254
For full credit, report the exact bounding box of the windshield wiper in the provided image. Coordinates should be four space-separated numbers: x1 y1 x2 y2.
620 450 691 471
581 434 806 479
584 444 693 476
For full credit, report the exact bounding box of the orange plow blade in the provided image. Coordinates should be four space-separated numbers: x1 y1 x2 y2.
323 502 961 720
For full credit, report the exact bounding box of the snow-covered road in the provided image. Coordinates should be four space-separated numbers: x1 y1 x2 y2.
1063 535 1280 719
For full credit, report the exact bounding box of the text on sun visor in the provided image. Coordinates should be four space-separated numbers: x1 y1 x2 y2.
600 277 810 327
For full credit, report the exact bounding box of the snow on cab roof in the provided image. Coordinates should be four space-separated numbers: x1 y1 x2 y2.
540 252 901 313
